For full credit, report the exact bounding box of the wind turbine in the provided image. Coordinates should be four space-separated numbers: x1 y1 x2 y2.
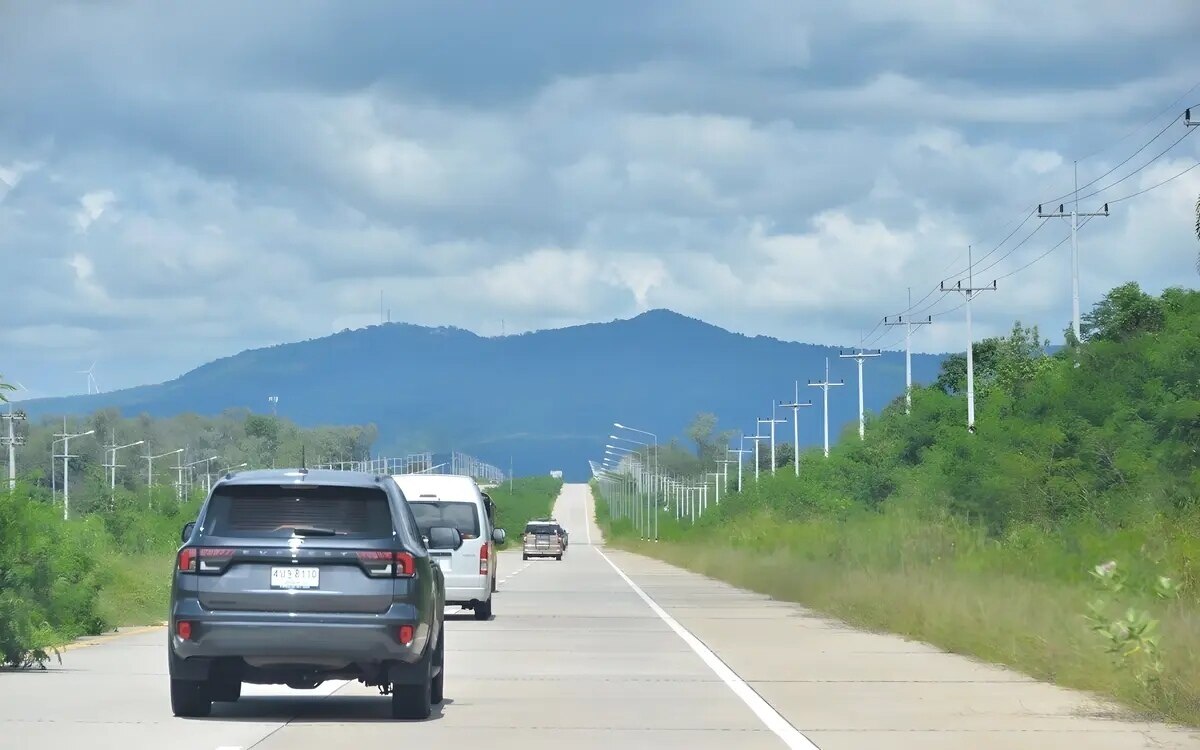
77 363 98 395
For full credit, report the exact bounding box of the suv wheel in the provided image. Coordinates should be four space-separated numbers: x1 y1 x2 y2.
170 678 212 718
391 662 433 720
430 623 445 705
210 676 241 703
473 596 493 621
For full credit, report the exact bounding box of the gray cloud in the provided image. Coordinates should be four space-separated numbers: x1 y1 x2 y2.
1 0 1199 398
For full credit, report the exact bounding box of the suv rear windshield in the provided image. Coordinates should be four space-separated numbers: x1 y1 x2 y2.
409 501 481 540
525 524 560 535
202 484 396 539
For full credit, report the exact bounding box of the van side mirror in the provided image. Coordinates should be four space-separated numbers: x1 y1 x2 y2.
181 521 196 543
427 526 463 551
492 528 506 545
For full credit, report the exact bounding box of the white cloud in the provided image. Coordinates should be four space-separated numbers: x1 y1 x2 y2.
74 189 116 232
0 2 1198 396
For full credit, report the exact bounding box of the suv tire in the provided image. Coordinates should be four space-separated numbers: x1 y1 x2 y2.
170 678 212 718
391 661 433 720
430 623 445 705
473 596 492 621
210 677 241 703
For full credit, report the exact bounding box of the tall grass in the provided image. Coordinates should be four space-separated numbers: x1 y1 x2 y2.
599 494 1200 725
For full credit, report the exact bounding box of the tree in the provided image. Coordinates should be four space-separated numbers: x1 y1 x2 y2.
1080 282 1165 343
0 376 12 402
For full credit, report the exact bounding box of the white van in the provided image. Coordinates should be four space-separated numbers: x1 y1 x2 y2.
390 474 505 620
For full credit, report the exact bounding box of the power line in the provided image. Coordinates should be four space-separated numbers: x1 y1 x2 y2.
1041 112 1185 206
1071 125 1198 204
1107 159 1200 204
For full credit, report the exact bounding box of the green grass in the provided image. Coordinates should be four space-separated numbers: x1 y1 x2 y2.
97 553 173 629
598 497 1200 727
487 476 565 547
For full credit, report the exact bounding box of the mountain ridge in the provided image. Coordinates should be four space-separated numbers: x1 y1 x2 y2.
19 309 948 480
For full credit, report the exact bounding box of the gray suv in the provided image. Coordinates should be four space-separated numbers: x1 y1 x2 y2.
168 468 460 720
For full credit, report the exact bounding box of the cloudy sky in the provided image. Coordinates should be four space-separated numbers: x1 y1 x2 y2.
2 1 1199 399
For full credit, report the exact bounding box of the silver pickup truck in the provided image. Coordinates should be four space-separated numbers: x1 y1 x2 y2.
522 520 565 561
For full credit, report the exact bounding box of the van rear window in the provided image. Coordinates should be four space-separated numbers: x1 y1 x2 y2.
409 501 481 539
202 485 395 539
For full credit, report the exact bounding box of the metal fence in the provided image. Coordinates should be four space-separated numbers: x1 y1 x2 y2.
315 450 505 483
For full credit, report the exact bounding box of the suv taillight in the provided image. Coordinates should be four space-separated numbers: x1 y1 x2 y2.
177 547 235 574
479 543 489 575
177 547 197 572
357 551 416 578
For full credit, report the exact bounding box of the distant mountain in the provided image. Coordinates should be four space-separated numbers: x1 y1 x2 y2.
19 310 946 480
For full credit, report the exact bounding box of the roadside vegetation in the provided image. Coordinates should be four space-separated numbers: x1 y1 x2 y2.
487 475 564 545
598 282 1200 725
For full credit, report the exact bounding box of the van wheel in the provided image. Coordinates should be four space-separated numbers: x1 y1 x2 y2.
555 555 562 561
473 596 493 621
170 678 212 717
522 554 529 561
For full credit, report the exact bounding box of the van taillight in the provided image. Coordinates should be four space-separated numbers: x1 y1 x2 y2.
479 543 489 575
358 551 416 578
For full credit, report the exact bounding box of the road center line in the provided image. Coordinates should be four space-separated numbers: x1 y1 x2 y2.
594 547 820 750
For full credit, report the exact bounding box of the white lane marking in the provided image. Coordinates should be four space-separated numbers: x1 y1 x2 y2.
595 548 820 750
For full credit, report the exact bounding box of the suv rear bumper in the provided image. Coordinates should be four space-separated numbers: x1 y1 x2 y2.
169 601 429 672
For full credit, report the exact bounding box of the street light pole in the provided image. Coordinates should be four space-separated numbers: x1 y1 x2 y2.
614 423 658 542
54 424 95 521
145 448 183 509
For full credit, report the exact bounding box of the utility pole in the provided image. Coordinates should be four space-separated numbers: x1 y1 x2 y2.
839 342 881 440
807 358 845 457
1038 161 1110 342
884 288 932 415
729 438 751 493
707 472 723 509
940 245 997 432
777 381 813 477
2 404 27 491
717 458 736 498
747 430 768 482
763 404 786 475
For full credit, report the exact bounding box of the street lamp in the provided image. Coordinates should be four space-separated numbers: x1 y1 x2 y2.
55 427 94 521
107 440 145 504
217 462 249 477
614 423 658 541
144 448 183 508
183 455 220 498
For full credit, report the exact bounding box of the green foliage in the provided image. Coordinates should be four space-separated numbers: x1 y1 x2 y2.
596 282 1200 724
485 476 564 545
1081 282 1166 343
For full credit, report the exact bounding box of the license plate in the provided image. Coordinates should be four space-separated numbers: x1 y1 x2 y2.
271 567 319 589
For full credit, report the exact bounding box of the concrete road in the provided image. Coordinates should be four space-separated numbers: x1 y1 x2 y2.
1 483 1197 749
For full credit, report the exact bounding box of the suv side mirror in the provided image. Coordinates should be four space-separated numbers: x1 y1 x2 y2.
491 528 506 545
427 526 463 551
181 521 196 543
